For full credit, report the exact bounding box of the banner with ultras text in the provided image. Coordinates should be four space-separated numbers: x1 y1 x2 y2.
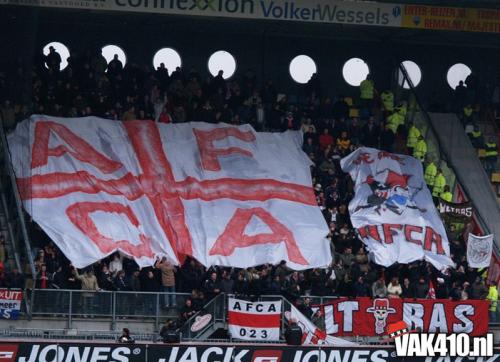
8 116 331 270
310 297 488 337
1 341 499 362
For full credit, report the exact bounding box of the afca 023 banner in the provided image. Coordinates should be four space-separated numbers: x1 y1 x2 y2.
1 342 499 362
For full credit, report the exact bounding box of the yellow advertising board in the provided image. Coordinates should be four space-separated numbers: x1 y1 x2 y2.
402 4 500 33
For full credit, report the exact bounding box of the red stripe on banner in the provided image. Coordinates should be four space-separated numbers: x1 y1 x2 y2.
228 311 280 328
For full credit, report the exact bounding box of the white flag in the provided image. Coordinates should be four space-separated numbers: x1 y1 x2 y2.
467 233 493 268
284 305 357 346
340 147 454 271
228 298 281 341
8 115 331 269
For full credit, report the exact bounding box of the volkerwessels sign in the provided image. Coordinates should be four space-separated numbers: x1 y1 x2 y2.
2 342 499 362
0 0 403 27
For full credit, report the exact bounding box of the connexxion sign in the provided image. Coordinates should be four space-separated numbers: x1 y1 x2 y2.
0 0 403 27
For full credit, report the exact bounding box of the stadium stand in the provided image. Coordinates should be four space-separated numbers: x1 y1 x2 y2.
0 44 496 321
0 2 499 356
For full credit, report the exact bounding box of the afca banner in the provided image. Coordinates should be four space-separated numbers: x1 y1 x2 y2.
8 115 331 269
228 298 281 341
340 148 454 271
310 297 488 337
0 289 22 320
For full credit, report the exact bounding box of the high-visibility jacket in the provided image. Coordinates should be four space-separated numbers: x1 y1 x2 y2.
413 139 427 161
487 286 498 312
433 173 446 197
463 106 473 117
478 268 488 280
485 142 498 157
471 131 482 139
424 162 437 186
387 113 405 133
395 104 408 118
381 90 394 111
440 191 453 202
407 126 421 148
360 79 375 100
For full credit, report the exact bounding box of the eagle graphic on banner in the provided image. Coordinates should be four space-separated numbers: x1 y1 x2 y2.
355 168 426 215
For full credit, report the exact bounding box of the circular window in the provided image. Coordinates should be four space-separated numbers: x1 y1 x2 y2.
153 48 182 76
447 63 472 89
289 55 317 84
42 42 70 71
398 60 422 89
101 44 127 66
342 58 370 86
208 50 236 79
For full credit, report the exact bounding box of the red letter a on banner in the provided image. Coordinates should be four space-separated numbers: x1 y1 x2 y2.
31 121 122 173
209 207 308 265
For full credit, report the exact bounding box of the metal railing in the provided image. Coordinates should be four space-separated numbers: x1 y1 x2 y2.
28 289 191 330
177 293 351 342
178 293 226 341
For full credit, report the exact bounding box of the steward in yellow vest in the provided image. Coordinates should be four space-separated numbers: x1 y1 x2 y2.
440 185 452 202
485 141 498 159
380 90 394 112
394 102 408 119
407 123 421 152
424 161 437 186
413 136 427 162
484 138 498 176
469 126 484 149
360 75 375 100
433 170 446 199
463 105 474 118
487 283 498 321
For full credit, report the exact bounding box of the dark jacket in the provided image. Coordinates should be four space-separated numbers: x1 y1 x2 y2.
7 272 25 289
354 281 371 297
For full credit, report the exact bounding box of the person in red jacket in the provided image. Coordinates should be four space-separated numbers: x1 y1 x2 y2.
319 128 334 151
158 107 172 124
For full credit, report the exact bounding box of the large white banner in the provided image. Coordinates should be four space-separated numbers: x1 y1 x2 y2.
228 298 281 341
340 147 454 271
467 233 494 269
8 115 331 269
0 0 403 28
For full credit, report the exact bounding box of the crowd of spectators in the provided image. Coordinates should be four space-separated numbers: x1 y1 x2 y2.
0 47 497 325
